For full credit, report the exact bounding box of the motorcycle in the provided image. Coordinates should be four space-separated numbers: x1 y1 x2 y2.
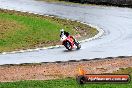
60 34 81 50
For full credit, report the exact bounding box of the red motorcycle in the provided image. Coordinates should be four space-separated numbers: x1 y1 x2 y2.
60 34 81 50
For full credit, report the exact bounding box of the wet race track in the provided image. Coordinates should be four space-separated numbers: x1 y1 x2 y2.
0 0 132 65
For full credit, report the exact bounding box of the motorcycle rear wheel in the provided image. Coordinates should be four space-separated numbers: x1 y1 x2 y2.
64 41 72 50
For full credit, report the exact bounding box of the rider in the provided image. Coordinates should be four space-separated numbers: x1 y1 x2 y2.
60 29 77 44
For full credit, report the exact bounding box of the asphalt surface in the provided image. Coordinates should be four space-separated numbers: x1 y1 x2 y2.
0 0 132 65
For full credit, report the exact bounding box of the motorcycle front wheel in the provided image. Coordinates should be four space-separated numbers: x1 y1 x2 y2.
77 44 81 50
75 41 81 50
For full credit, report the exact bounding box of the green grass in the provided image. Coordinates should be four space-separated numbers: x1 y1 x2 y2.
0 9 97 52
0 67 132 88
0 12 62 51
0 78 131 88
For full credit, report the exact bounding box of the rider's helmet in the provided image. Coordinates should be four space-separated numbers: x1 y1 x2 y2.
60 29 64 32
60 29 64 37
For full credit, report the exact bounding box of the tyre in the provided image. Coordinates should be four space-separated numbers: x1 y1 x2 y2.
76 75 86 84
77 44 81 50
64 41 72 50
75 41 81 50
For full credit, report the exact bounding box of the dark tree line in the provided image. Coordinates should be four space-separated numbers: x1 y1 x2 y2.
62 0 132 7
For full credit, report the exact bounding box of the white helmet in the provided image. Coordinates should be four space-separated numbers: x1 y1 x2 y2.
60 29 64 32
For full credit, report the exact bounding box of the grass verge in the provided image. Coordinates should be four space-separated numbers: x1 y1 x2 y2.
0 77 131 88
0 9 98 52
0 67 131 88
